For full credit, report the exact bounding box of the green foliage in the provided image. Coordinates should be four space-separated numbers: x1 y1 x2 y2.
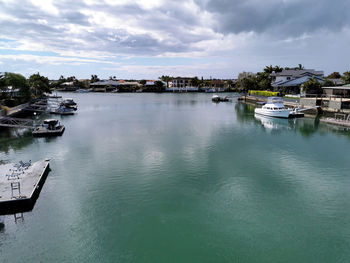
236 72 257 92
256 72 272 90
189 77 199 87
139 79 147 85
28 73 50 97
302 77 323 94
154 80 164 92
160 75 172 88
90 75 100 83
249 90 279 97
341 71 350 84
322 79 335 87
327 72 341 79
0 72 30 100
263 65 283 73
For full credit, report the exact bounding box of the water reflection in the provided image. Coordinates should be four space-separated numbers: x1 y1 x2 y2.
0 129 34 153
254 114 295 133
236 101 350 139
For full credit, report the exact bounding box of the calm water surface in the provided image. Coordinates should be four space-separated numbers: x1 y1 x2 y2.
0 93 350 262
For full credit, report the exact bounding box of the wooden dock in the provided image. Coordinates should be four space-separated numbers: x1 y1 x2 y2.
0 160 50 215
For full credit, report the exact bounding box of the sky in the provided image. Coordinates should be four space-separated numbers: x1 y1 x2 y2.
0 0 350 80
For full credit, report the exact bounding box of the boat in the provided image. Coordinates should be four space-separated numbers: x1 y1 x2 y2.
32 119 65 137
254 97 291 118
61 98 77 110
212 94 230 102
50 105 75 115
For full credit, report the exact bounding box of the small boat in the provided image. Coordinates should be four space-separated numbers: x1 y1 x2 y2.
51 105 75 115
32 119 65 137
61 98 77 110
254 97 291 118
212 94 230 102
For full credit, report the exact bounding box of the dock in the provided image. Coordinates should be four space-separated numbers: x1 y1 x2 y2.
0 159 50 215
0 116 35 129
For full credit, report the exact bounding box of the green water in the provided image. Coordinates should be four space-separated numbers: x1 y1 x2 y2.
0 93 350 262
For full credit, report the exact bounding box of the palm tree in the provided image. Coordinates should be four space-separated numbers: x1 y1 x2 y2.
160 75 172 89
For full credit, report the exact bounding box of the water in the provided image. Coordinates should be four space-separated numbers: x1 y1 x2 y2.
0 93 350 262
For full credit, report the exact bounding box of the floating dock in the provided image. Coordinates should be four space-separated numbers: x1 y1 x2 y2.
0 159 50 215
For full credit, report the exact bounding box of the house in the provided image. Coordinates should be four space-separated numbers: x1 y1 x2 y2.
271 69 324 93
90 80 119 92
169 77 198 92
322 84 350 97
58 81 77 91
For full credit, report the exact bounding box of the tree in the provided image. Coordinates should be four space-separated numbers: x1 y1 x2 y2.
322 79 335 87
327 72 341 79
236 72 257 94
160 75 172 89
139 79 147 85
298 64 304 70
302 77 323 95
154 80 164 92
263 65 283 74
90 75 100 83
28 73 51 97
189 77 200 87
0 72 30 100
256 72 272 90
341 71 350 84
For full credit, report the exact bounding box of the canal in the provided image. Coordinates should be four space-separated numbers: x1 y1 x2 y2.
0 93 350 262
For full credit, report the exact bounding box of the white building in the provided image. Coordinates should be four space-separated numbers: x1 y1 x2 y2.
168 77 198 92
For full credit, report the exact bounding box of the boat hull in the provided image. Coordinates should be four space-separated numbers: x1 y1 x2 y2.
254 108 291 118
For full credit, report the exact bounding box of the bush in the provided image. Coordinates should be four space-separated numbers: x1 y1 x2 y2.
249 90 280 97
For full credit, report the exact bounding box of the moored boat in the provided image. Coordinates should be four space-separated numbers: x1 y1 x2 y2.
50 105 75 115
254 97 291 118
212 94 230 102
32 119 65 137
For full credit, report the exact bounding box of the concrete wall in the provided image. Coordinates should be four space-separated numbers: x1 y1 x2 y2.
300 98 316 107
328 100 342 110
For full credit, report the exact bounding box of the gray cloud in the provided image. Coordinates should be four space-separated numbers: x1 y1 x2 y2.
195 0 350 36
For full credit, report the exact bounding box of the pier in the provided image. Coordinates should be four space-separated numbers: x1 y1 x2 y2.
0 116 35 129
0 159 50 215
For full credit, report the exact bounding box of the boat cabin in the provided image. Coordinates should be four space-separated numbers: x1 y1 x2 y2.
43 119 59 130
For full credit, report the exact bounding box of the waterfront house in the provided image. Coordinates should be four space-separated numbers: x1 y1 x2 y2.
170 77 198 92
322 84 350 97
271 69 324 93
90 80 120 92
58 81 78 91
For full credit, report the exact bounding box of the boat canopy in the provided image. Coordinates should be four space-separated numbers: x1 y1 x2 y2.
267 97 284 104
44 119 59 125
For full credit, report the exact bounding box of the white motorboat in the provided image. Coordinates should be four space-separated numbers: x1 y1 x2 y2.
254 97 291 118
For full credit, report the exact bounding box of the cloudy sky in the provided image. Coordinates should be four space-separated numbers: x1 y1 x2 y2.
0 0 349 79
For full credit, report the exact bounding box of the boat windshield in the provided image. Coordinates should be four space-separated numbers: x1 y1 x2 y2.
267 97 284 104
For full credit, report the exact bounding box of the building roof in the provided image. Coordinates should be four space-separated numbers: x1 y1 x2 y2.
272 75 323 87
271 69 324 78
322 86 350 90
90 80 120 86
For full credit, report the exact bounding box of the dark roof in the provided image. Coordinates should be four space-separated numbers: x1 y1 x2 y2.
90 80 120 86
271 69 324 78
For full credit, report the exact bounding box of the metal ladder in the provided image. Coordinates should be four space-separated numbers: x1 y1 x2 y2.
10 182 21 199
